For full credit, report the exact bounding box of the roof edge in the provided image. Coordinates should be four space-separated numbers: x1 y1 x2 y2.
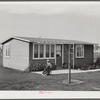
13 36 30 42
1 36 30 44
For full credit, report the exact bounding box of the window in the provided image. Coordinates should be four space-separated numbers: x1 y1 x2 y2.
34 44 38 58
5 44 10 57
33 44 55 59
46 44 50 57
40 44 44 58
76 44 84 58
56 45 61 57
51 45 54 57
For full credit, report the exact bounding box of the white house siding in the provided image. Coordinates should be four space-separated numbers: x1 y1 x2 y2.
3 39 29 71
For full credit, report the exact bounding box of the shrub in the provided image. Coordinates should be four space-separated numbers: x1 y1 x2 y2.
94 57 100 66
29 61 46 72
77 64 97 70
62 63 68 69
51 63 57 70
29 60 57 72
79 64 89 70
62 63 77 69
74 65 79 69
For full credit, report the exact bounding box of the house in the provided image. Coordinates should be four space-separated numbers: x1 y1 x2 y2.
1 36 95 71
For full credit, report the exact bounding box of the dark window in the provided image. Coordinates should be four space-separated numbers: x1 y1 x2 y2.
46 45 49 57
34 44 38 58
40 44 44 58
56 45 61 57
51 45 54 57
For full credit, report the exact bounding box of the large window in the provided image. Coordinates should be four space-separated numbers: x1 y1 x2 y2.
40 44 44 58
56 45 61 57
76 44 84 58
5 44 10 57
33 44 55 59
34 44 38 58
46 45 50 57
51 45 54 57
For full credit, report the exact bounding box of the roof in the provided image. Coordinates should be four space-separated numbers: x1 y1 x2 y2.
1 36 96 45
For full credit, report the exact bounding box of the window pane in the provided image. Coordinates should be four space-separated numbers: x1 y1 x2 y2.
34 44 38 58
76 45 84 58
46 45 49 57
56 45 61 57
40 44 44 58
77 45 80 57
5 45 10 57
6 45 7 56
51 45 54 57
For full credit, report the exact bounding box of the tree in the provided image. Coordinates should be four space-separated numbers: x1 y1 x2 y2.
94 44 100 52
0 45 2 56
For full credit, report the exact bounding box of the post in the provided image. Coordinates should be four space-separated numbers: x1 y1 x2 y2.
68 44 71 84
73 44 74 69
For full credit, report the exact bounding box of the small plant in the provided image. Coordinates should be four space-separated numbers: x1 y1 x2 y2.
29 60 57 72
74 65 79 70
79 64 89 70
51 63 57 70
62 63 68 69
29 60 46 72
94 57 100 66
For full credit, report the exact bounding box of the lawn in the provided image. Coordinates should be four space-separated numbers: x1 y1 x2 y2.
0 66 100 90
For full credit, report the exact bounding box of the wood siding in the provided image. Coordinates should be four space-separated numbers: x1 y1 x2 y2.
63 44 93 67
32 59 55 65
74 45 94 66
64 44 69 64
3 39 29 71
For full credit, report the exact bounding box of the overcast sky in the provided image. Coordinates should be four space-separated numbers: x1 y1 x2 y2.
0 2 100 44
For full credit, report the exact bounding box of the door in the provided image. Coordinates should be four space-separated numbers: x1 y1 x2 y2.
56 45 62 68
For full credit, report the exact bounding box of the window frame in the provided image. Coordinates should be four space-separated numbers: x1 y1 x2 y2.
5 44 10 58
76 44 84 58
33 43 55 59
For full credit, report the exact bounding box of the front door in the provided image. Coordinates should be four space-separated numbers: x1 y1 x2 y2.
56 45 62 68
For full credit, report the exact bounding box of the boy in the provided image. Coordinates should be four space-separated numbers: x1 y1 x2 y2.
42 60 52 75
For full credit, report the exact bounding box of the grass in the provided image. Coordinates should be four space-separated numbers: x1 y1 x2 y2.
0 66 100 90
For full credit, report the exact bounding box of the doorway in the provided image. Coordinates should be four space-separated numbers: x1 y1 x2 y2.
56 45 62 68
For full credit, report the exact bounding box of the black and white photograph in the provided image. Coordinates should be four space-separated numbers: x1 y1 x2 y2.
0 1 100 99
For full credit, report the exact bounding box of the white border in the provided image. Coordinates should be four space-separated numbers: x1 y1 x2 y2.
0 91 100 99
0 1 100 99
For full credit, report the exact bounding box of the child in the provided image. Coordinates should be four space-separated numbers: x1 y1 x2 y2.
42 60 52 75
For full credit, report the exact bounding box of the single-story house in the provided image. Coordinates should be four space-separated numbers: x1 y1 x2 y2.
1 36 95 71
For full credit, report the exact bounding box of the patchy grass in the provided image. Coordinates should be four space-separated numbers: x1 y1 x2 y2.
0 66 100 90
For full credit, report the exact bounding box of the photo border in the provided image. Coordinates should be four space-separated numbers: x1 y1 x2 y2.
0 0 100 99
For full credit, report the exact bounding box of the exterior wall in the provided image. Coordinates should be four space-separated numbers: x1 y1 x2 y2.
30 42 56 65
3 39 29 71
63 44 94 68
32 59 55 64
63 44 69 64
74 45 94 66
29 42 33 61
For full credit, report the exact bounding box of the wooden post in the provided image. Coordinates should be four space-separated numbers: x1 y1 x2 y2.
73 44 74 69
68 44 71 84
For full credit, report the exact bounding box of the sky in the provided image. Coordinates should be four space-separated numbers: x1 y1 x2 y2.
0 2 100 44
